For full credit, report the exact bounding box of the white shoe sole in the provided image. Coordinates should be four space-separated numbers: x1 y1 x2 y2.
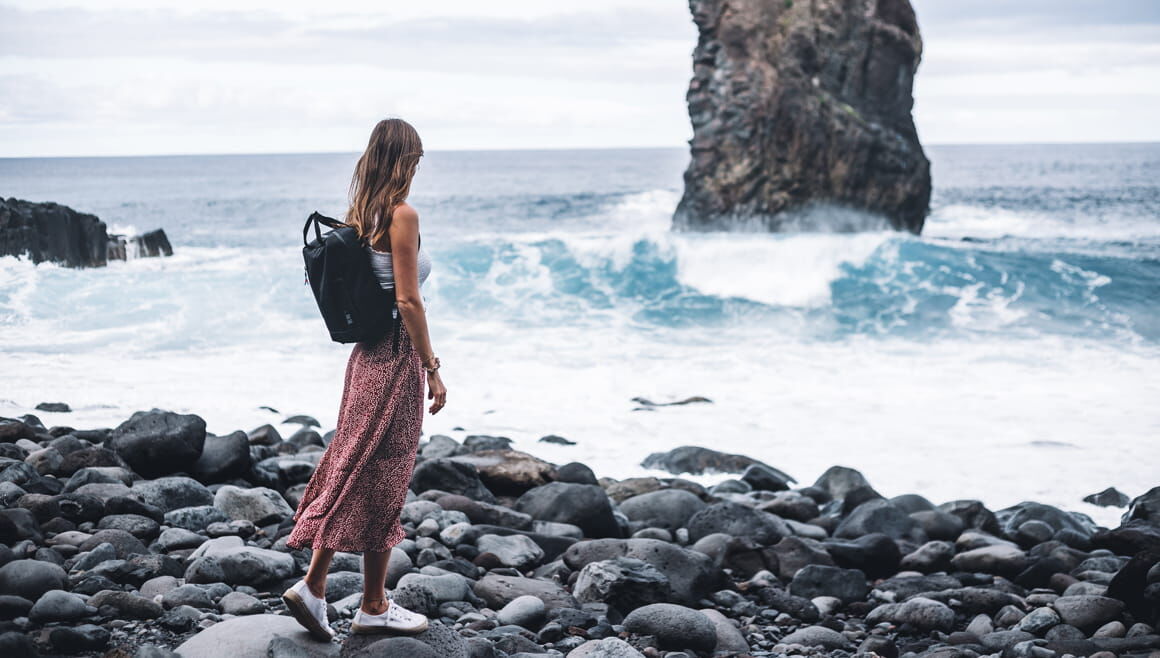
281 588 335 641
350 616 429 635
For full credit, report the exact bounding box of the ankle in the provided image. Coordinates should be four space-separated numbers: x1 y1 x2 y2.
303 577 326 598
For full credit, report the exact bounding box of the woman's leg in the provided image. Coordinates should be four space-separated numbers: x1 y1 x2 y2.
361 549 391 614
304 547 336 598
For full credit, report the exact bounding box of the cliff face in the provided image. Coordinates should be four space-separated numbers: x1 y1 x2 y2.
1 197 172 267
674 0 931 233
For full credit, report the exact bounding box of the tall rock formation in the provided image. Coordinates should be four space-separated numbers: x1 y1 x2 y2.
674 0 931 233
1 197 172 267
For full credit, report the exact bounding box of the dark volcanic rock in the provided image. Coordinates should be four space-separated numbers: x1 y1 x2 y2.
674 0 930 233
410 458 497 503
1084 486 1130 508
563 538 725 606
1 197 109 267
1 197 172 267
641 445 763 475
192 431 252 484
516 482 620 538
1124 486 1160 526
687 501 790 544
107 409 206 479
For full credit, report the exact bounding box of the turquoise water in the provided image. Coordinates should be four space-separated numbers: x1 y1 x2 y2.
1 144 1157 526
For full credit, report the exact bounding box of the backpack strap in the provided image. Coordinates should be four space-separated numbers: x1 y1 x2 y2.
303 211 346 246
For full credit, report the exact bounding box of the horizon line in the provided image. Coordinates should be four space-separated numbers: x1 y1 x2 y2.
2 139 1159 160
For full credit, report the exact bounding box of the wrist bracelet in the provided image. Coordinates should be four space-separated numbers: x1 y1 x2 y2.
423 356 441 373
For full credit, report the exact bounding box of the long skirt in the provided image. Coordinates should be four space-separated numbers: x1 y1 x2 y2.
286 325 424 553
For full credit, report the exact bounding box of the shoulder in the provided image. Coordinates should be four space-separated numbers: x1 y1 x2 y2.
391 202 419 228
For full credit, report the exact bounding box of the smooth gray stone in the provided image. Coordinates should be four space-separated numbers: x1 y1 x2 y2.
130 476 213 512
780 624 852 650
496 594 547 629
789 564 868 603
566 638 645 657
175 614 338 658
477 533 545 569
29 589 96 622
865 596 955 631
622 603 716 652
396 573 470 604
218 591 266 615
617 489 707 532
0 559 68 600
213 485 294 525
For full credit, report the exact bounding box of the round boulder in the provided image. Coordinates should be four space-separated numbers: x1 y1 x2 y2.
622 603 717 652
0 559 68 600
618 489 706 532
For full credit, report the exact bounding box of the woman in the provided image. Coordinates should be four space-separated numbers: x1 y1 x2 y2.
282 118 446 640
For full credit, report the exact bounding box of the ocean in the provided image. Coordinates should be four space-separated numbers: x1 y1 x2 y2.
1 144 1157 528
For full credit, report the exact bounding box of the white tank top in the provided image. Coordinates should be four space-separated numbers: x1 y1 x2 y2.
365 243 432 290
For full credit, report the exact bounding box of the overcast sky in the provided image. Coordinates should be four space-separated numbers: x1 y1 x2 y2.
2 0 1158 157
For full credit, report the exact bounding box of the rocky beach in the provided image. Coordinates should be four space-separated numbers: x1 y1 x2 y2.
0 407 1157 658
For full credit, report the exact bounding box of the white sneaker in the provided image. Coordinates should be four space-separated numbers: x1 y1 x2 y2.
281 579 336 641
350 599 429 635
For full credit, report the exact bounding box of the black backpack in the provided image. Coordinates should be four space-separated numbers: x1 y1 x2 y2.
302 211 401 347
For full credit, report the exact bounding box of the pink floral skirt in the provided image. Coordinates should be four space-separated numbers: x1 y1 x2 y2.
286 325 424 553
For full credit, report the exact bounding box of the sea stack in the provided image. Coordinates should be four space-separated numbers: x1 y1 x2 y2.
674 0 932 234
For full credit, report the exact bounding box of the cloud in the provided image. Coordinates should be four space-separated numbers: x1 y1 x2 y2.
2 1 1158 155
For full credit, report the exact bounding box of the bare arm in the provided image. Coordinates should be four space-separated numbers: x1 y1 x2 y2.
388 203 446 413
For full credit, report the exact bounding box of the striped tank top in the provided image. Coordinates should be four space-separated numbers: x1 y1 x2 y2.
365 243 432 290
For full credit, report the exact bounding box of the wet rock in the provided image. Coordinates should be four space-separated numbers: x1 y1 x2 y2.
165 504 229 532
1084 487 1130 508
130 476 214 512
641 445 763 475
740 463 796 491
1124 486 1160 525
555 461 599 485
996 501 1097 540
622 603 717 652
813 465 876 502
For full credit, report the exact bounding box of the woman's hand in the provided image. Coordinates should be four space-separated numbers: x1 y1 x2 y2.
427 370 446 415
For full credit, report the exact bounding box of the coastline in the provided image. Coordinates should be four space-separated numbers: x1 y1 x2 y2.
0 406 1157 656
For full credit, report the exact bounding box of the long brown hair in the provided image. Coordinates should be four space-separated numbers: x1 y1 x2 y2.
345 118 424 251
